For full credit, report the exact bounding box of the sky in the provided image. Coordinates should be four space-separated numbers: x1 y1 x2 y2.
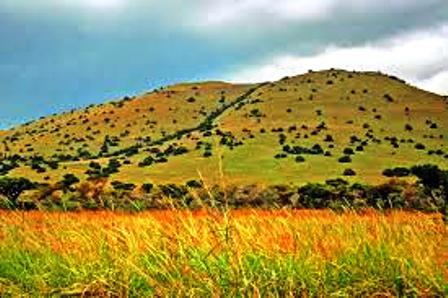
0 0 447 128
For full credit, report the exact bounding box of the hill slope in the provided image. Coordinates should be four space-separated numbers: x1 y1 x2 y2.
1 69 447 186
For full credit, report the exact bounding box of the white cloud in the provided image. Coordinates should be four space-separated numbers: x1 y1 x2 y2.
419 70 448 95
225 23 448 95
64 0 125 9
194 0 443 28
198 0 334 26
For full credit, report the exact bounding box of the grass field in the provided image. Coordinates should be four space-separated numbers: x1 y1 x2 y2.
0 210 446 296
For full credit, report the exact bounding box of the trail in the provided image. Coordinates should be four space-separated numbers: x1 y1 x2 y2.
105 82 268 157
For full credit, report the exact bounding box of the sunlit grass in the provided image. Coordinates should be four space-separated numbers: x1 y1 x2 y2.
0 210 446 296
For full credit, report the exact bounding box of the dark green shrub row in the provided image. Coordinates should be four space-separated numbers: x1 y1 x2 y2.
0 165 446 219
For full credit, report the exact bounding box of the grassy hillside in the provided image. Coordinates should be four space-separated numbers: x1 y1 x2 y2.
1 69 447 186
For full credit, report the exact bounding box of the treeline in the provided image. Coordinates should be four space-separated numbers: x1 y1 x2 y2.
0 164 446 218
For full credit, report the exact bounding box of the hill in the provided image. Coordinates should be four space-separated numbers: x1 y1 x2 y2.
1 69 447 186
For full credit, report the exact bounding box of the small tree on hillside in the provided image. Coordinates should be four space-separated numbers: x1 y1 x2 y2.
0 177 35 208
411 164 448 221
60 174 80 189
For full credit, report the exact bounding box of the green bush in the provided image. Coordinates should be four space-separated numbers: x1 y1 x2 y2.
295 156 305 163
0 177 36 208
382 167 410 177
111 181 136 191
343 148 355 155
415 143 426 150
142 183 154 193
343 168 356 176
297 183 333 209
186 180 203 188
338 155 352 163
60 174 80 189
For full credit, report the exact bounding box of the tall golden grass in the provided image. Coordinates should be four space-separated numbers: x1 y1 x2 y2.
0 209 446 296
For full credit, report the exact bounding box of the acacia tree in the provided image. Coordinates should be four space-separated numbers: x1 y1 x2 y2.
0 177 35 208
411 164 448 221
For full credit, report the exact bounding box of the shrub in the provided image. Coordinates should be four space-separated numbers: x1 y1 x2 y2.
111 181 136 191
326 178 349 188
89 161 101 170
159 184 188 199
343 168 356 176
47 161 59 170
142 183 154 193
405 124 413 131
410 164 448 219
60 174 79 188
338 155 352 163
415 143 426 150
155 157 168 163
382 167 410 177
295 156 305 163
383 94 394 102
139 156 154 167
0 177 35 207
392 167 411 177
173 146 189 156
310 144 324 155
103 159 121 175
186 180 203 188
297 183 332 209
382 169 394 177
410 164 447 190
324 135 334 142
343 148 355 155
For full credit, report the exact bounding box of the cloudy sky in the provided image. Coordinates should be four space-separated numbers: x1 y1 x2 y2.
1 0 447 128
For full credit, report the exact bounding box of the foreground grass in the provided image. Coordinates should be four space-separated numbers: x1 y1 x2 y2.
0 210 446 296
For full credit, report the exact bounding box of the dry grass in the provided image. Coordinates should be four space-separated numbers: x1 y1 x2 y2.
0 209 446 296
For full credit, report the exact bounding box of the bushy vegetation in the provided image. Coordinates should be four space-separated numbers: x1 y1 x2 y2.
0 70 447 295
1 165 446 218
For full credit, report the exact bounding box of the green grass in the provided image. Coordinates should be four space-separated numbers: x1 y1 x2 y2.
0 246 444 296
0 210 446 296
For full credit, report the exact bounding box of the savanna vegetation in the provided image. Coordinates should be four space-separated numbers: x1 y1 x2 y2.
0 164 447 222
0 69 447 296
0 70 446 186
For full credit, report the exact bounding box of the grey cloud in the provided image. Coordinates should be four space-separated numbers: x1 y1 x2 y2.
226 23 448 95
